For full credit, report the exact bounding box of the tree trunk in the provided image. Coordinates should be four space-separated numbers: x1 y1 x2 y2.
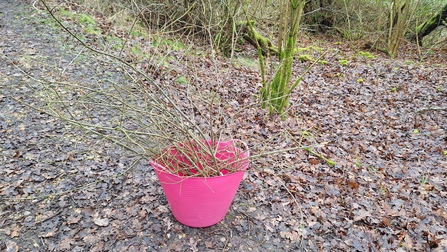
413 4 447 45
386 0 410 59
261 0 305 117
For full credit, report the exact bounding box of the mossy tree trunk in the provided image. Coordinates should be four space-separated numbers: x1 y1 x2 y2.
413 4 447 45
260 0 305 117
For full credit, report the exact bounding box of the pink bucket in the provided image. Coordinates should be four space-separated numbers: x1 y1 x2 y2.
150 140 250 227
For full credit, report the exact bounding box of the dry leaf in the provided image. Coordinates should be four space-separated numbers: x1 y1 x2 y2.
93 218 109 227
354 209 371 221
309 159 319 165
39 230 56 238
381 217 390 227
67 215 81 224
10 226 20 238
348 181 359 190
83 235 100 244
436 209 447 220
60 238 74 250
5 240 18 252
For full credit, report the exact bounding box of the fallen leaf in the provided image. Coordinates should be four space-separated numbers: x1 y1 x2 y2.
205 240 213 248
39 230 56 238
348 181 359 190
403 234 413 249
10 226 20 238
67 215 81 224
90 242 105 252
247 207 256 213
280 231 300 241
93 217 109 227
157 205 169 213
83 235 100 244
59 238 73 250
13 150 21 158
309 159 319 165
5 240 18 252
354 209 371 221
436 209 447 220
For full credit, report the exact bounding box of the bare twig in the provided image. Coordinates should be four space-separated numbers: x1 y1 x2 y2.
415 107 447 113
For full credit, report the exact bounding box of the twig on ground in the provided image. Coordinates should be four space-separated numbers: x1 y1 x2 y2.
304 147 336 167
415 107 447 113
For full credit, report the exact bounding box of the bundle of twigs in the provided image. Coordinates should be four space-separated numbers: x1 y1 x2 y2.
24 0 250 178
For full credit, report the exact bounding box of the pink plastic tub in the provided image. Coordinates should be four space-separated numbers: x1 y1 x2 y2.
150 140 250 227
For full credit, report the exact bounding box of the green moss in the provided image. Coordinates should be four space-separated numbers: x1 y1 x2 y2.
60 8 74 18
42 18 58 28
78 13 96 26
298 54 313 62
78 14 100 35
240 20 278 55
358 51 375 59
106 36 123 50
175 76 188 85
130 28 145 37
339 59 348 66
130 45 142 56
56 9 101 35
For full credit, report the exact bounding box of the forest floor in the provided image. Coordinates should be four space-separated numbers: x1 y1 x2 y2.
1 0 447 251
